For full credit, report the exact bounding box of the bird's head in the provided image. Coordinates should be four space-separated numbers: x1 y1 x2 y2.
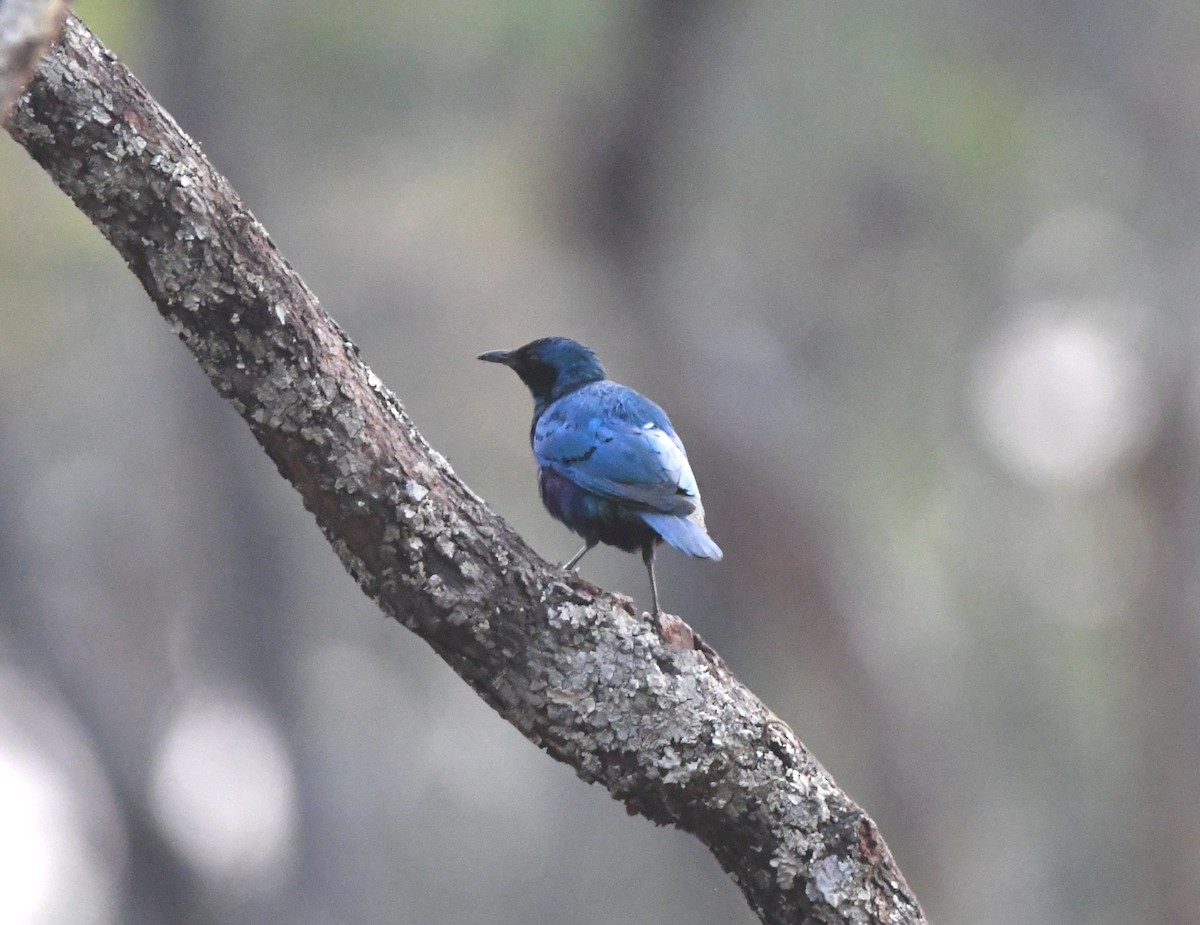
478 337 606 410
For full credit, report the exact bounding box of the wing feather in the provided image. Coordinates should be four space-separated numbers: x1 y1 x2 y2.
534 383 699 516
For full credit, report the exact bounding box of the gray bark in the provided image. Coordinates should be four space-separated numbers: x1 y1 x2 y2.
5 15 926 925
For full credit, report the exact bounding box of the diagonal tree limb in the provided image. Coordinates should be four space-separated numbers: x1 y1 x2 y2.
4 15 925 925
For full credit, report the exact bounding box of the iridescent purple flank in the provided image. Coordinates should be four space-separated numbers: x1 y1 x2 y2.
537 468 658 553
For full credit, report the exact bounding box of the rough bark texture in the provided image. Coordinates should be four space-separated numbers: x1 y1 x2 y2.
5 15 925 925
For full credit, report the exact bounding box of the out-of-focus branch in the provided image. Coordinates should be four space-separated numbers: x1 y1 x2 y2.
5 15 925 925
0 0 67 117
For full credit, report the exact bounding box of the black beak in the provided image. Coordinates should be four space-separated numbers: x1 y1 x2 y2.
478 349 515 365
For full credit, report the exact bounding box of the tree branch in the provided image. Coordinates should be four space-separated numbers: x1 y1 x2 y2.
5 15 925 925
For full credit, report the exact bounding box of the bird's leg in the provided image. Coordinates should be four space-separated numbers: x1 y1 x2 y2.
642 542 661 617
562 539 597 571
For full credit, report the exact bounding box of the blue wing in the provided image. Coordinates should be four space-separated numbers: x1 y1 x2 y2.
533 382 699 516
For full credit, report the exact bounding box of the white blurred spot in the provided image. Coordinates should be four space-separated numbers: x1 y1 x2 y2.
148 693 297 894
0 749 58 925
973 306 1155 488
0 665 123 925
0 746 115 925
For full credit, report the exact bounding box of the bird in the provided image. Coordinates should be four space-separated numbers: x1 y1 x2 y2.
478 336 722 615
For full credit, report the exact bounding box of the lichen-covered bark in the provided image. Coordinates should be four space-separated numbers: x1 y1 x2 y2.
5 15 925 925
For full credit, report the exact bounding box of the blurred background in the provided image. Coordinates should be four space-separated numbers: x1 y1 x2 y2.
3 1 1200 923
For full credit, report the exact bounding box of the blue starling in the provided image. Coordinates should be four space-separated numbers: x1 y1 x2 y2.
480 337 721 614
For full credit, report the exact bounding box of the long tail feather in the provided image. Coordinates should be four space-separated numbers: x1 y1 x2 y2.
641 512 723 560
